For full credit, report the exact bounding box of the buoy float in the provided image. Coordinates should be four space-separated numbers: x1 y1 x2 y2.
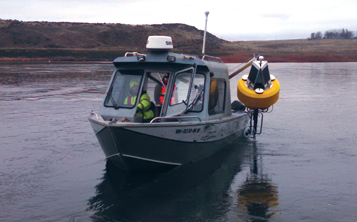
237 56 280 110
237 75 280 109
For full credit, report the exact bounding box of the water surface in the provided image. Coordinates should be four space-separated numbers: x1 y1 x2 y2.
1 62 356 221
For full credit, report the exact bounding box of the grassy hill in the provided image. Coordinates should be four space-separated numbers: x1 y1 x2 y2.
221 38 357 62
1 19 356 62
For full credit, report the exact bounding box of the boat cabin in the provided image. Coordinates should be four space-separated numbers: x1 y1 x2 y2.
99 36 233 123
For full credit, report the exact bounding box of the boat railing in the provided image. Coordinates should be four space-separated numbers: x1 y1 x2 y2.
150 116 202 123
90 110 103 121
202 55 222 63
124 52 145 57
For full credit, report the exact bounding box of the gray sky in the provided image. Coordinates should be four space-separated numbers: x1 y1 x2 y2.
1 0 357 41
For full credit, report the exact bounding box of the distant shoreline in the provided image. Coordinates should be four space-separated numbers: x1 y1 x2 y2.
0 55 356 63
1 39 357 63
219 54 357 63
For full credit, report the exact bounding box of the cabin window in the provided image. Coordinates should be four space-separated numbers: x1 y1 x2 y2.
146 72 172 116
104 69 144 109
187 73 205 112
170 70 192 106
208 78 226 115
164 67 195 116
146 72 171 106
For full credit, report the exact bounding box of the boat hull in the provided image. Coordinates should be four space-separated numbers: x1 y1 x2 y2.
89 113 249 170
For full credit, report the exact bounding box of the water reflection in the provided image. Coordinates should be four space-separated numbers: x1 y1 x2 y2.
236 142 279 222
87 140 280 222
87 140 249 222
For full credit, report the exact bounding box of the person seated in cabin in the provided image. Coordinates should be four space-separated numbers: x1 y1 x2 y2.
125 79 154 123
154 74 177 113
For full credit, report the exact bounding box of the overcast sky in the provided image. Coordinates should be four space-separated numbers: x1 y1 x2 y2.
1 0 357 41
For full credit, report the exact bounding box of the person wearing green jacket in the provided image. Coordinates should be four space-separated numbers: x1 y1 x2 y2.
124 79 154 122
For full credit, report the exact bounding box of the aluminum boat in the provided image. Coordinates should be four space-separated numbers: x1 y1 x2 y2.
89 26 279 171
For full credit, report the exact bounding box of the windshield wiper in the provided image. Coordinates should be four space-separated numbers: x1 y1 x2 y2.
107 85 119 109
188 89 204 112
179 85 204 114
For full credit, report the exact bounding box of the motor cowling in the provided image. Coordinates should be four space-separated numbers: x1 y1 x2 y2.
231 100 246 112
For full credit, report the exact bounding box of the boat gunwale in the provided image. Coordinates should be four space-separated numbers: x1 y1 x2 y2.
88 112 247 129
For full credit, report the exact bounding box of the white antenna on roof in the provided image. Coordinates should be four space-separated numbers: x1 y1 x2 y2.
202 11 209 55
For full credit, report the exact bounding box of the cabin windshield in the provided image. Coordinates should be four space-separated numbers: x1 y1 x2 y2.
104 69 144 109
163 67 205 116
185 73 205 112
163 67 194 116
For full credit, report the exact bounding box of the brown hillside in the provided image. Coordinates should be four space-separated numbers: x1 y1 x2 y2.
1 19 357 62
0 19 222 54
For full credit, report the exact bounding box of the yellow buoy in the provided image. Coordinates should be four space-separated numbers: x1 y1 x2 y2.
237 75 280 110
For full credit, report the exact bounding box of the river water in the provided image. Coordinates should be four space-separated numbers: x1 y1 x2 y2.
0 62 356 222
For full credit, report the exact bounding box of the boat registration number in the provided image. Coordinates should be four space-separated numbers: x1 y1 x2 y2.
175 128 201 134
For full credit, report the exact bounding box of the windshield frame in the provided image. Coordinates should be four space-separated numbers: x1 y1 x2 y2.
184 73 206 113
162 65 197 117
103 69 144 109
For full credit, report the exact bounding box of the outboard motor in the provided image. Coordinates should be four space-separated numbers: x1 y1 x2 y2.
231 100 246 112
